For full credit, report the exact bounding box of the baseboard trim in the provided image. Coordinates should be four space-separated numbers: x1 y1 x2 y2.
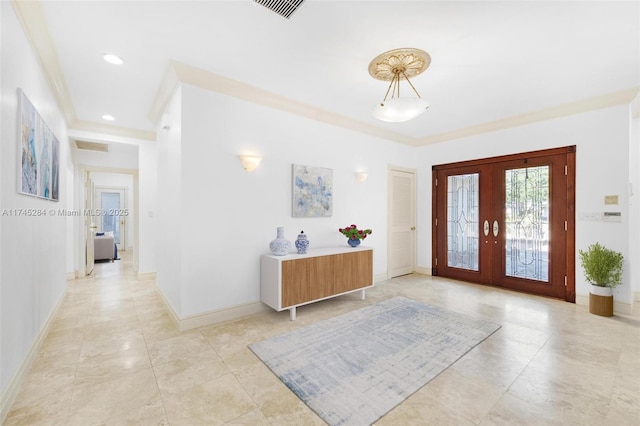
576 293 632 315
155 286 181 331
0 287 67 424
155 285 269 332
178 302 270 331
374 273 388 283
413 266 432 276
137 272 157 280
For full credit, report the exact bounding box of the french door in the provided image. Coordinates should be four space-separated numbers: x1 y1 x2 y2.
95 188 126 250
432 147 575 301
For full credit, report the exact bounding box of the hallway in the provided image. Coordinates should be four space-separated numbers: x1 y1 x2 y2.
4 252 640 425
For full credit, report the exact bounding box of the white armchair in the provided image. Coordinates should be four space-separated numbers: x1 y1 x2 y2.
94 235 115 261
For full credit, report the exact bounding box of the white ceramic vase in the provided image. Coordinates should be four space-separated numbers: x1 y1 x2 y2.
269 227 292 256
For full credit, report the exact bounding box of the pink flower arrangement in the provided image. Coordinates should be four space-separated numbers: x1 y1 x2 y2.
338 224 372 240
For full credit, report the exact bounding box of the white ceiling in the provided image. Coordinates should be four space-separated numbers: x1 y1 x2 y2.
19 0 640 145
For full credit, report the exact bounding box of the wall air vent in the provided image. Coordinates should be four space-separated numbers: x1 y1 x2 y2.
74 140 109 152
253 0 305 19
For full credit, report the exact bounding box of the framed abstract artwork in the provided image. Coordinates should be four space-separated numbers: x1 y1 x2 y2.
19 89 60 201
292 164 333 217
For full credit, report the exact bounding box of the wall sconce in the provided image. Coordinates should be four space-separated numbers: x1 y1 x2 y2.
355 172 368 183
238 155 262 172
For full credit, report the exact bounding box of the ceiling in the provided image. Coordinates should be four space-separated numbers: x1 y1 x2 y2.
14 0 640 146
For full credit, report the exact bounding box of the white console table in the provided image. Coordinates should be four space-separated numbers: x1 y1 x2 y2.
260 246 374 320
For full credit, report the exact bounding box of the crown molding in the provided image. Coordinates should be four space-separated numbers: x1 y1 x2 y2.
12 0 76 125
15 0 638 148
68 128 154 148
419 87 640 145
153 60 419 146
72 120 156 141
148 62 180 125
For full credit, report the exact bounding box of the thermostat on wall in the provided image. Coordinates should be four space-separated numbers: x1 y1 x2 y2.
603 212 621 222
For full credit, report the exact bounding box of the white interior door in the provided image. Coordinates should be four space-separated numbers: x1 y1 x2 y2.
95 187 126 250
85 172 95 275
388 168 416 278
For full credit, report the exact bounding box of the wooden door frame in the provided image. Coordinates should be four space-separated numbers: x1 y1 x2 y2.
432 146 576 302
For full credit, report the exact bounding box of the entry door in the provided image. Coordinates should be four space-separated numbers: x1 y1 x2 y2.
96 188 126 250
388 168 416 278
432 147 575 301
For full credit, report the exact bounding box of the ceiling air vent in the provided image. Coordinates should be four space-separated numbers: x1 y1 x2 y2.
253 0 305 19
74 140 109 152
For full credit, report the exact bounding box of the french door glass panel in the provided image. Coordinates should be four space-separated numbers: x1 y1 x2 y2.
447 173 479 271
504 166 549 282
101 192 121 244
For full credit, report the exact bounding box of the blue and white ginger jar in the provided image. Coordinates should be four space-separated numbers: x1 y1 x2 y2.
295 230 309 254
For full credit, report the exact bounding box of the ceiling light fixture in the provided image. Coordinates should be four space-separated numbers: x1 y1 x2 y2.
103 54 124 65
101 114 115 121
368 48 430 123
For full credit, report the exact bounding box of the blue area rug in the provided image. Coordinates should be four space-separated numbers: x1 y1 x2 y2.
249 296 501 426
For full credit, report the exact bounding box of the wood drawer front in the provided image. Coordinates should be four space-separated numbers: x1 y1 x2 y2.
282 256 335 306
281 250 372 308
334 251 373 293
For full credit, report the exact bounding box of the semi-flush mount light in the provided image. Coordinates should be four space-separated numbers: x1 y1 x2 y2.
103 54 124 65
238 155 262 172
355 172 368 183
368 48 430 123
101 114 115 121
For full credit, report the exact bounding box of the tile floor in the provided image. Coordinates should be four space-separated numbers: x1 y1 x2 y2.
4 251 640 425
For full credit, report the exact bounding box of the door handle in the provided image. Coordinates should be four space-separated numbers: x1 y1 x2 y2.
493 220 499 237
410 226 416 231
483 220 489 236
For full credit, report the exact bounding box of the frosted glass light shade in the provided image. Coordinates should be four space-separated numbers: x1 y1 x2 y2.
238 155 262 172
372 97 429 123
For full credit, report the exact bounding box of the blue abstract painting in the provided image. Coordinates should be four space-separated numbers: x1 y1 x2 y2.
292 164 333 217
19 89 60 201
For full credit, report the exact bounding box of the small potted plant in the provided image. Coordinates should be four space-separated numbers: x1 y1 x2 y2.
339 224 372 247
578 242 624 317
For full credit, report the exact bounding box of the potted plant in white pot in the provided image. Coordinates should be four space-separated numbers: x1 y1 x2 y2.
578 242 624 317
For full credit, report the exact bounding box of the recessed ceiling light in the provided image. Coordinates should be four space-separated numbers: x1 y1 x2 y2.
101 114 115 121
102 54 123 65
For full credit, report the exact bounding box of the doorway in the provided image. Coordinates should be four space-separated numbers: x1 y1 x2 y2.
388 167 416 278
95 187 127 251
432 146 575 301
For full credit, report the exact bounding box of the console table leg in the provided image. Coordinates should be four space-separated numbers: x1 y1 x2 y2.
289 307 297 321
360 289 366 300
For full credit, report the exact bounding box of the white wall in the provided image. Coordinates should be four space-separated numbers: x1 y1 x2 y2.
629 96 639 300
156 87 182 309
0 0 71 402
415 105 633 304
137 140 158 276
157 83 415 317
